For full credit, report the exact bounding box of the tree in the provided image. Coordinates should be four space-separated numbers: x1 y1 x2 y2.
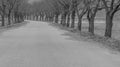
101 0 120 37
57 0 71 26
50 0 62 23
0 0 7 26
70 0 78 28
76 0 88 31
6 0 17 25
13 0 28 22
87 0 100 34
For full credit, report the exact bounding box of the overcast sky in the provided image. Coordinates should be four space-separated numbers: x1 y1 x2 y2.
28 0 42 3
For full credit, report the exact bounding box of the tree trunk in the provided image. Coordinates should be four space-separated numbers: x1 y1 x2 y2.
55 14 59 23
11 15 14 22
61 13 67 26
15 16 17 23
105 13 113 38
63 16 66 26
77 9 87 31
78 16 82 31
36 16 38 21
8 14 11 25
71 10 76 28
63 14 67 26
88 17 95 34
60 14 64 24
41 16 44 21
1 15 5 26
66 13 70 27
87 11 95 35
40 16 42 21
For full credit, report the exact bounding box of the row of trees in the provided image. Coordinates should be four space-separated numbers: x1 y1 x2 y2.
0 0 28 26
26 0 120 38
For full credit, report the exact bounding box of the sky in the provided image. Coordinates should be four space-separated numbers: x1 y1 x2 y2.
28 0 42 3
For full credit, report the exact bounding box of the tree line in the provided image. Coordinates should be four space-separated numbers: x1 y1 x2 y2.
0 0 29 26
26 0 120 38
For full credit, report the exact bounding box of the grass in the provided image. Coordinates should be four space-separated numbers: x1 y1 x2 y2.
49 19 120 52
80 19 120 40
0 21 28 33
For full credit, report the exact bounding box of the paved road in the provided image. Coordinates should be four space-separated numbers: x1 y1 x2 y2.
0 20 120 67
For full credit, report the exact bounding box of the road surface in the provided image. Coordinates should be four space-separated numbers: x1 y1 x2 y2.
0 20 120 67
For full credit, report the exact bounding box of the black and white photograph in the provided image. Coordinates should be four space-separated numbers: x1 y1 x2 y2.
0 0 120 67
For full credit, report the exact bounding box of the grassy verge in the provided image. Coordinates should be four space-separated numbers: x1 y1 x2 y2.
49 22 120 52
0 21 28 33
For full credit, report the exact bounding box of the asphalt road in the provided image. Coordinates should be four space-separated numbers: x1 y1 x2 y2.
0 20 120 67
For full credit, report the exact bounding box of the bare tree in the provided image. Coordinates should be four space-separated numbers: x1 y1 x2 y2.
6 0 18 25
86 0 100 34
101 0 120 37
0 0 7 26
70 0 78 28
13 0 28 22
50 0 62 23
76 0 88 31
57 0 71 26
